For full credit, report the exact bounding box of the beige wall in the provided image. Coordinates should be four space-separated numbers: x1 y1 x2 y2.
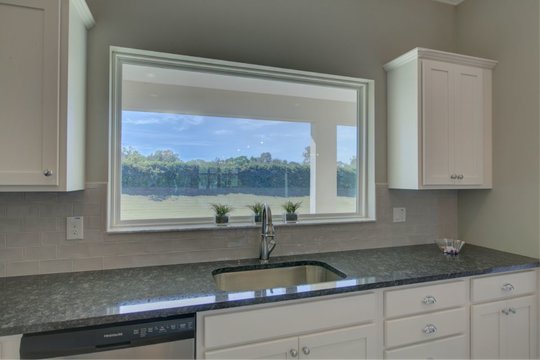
85 0 456 183
456 0 540 256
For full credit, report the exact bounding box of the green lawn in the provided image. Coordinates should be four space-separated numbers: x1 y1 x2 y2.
121 193 356 220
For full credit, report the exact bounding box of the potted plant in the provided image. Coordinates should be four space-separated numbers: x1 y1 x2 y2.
282 200 302 223
210 203 233 225
247 202 265 224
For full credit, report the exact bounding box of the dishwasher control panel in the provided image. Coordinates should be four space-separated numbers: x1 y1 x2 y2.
20 314 195 359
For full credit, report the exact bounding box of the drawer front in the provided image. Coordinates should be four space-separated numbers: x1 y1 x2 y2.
202 293 377 349
385 307 467 348
385 280 466 318
471 270 537 303
384 334 467 359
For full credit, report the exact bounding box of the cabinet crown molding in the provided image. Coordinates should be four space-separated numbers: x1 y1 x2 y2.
383 47 497 71
70 0 95 29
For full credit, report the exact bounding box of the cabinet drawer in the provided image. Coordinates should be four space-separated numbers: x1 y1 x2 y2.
202 293 376 349
385 307 467 348
471 270 537 303
384 334 467 359
385 280 466 318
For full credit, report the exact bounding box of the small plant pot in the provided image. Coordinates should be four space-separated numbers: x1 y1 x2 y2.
254 214 262 224
215 216 229 225
284 213 298 223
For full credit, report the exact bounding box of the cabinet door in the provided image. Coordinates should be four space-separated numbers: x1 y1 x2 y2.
0 335 21 360
502 295 537 359
453 64 484 185
471 300 504 359
298 323 377 359
204 337 298 359
422 59 454 186
0 0 60 186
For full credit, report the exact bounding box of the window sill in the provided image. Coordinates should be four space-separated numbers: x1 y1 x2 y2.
106 216 377 234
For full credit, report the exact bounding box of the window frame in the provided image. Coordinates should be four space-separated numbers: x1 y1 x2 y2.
108 46 375 232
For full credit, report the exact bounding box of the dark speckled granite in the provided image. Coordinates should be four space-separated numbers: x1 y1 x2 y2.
1 244 538 336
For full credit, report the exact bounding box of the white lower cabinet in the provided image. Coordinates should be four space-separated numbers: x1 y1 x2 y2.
197 293 378 359
0 335 21 360
471 295 537 359
205 324 377 359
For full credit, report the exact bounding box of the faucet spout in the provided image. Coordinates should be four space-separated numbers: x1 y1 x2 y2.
260 203 276 263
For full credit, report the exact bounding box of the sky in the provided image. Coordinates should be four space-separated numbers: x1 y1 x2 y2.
122 111 357 163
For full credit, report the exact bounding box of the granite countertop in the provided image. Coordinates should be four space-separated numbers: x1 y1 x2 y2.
1 244 538 336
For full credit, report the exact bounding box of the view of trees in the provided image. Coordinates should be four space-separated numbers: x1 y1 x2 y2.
121 147 357 197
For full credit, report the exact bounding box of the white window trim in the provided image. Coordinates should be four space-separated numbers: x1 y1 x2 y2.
108 46 375 233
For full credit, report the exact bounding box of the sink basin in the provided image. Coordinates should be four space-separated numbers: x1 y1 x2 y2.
212 261 346 292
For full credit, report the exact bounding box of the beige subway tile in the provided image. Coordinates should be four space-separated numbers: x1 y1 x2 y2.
0 218 22 232
0 193 25 203
83 186 105 204
22 217 57 232
73 257 103 272
41 232 67 245
0 262 5 277
0 234 5 248
6 205 40 218
0 248 24 261
0 205 6 217
6 232 40 247
56 217 67 232
83 230 103 242
25 193 57 202
39 259 73 274
24 246 57 260
39 203 73 217
102 255 136 270
85 216 102 230
73 203 101 216
6 261 39 276
57 191 84 203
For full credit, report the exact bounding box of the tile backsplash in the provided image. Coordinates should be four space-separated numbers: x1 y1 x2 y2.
0 183 457 277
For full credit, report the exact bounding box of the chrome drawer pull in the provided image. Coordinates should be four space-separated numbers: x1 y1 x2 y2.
422 295 437 305
501 308 509 315
43 169 53 177
423 324 437 335
501 283 515 292
508 307 516 314
290 349 298 357
302 347 310 355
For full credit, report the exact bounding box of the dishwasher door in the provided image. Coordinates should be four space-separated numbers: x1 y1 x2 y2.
20 315 195 360
62 338 194 359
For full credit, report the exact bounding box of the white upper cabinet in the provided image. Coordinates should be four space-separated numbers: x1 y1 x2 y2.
0 0 94 191
385 48 496 189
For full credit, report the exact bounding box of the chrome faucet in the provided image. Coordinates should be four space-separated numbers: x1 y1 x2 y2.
260 203 276 263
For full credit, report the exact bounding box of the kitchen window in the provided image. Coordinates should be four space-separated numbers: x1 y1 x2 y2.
108 47 375 232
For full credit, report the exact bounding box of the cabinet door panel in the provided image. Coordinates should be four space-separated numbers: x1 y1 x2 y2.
299 324 377 359
204 337 298 359
422 60 454 185
0 0 59 186
385 334 467 359
454 64 484 185
471 300 504 359
503 295 537 359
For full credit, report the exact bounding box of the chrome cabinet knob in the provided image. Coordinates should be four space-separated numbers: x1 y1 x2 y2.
458 174 464 180
302 347 310 355
502 308 509 315
423 324 437 335
290 349 298 357
501 283 515 292
509 307 516 314
43 169 53 177
422 295 437 305
450 174 457 179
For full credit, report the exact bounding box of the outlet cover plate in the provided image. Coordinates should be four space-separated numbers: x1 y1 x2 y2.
67 216 84 240
393 208 406 223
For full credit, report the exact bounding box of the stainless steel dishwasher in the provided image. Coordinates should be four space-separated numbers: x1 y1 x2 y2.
19 314 195 359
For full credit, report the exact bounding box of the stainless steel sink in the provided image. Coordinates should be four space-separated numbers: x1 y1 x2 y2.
212 261 346 292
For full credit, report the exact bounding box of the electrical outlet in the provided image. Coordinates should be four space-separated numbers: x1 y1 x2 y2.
66 216 84 240
393 208 406 223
